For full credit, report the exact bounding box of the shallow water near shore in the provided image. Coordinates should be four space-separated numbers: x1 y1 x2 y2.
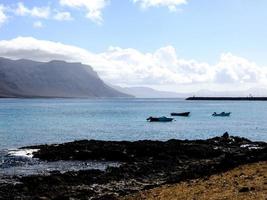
0 148 120 178
1 98 267 150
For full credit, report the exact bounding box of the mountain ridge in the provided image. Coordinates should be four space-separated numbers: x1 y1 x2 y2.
0 57 131 98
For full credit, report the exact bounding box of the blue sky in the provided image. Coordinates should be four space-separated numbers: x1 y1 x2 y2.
0 0 267 92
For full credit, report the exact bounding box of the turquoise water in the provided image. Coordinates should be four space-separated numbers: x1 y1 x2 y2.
1 98 267 149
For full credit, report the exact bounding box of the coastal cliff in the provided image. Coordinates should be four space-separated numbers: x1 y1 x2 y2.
0 57 131 98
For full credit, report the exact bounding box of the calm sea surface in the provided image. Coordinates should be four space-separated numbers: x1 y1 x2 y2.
1 98 267 149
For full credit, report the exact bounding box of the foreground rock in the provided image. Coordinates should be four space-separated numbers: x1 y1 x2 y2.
1 133 267 200
123 161 267 200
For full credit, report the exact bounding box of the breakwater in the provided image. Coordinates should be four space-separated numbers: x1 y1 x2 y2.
186 97 267 101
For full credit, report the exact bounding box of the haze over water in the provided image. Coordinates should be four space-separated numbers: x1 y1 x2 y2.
1 98 267 150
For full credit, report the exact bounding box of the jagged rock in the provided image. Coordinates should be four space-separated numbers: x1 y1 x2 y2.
239 187 250 193
1 134 267 200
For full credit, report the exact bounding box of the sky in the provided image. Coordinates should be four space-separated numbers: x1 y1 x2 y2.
0 0 267 92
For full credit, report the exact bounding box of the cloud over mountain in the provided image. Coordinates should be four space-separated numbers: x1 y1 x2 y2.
0 37 266 92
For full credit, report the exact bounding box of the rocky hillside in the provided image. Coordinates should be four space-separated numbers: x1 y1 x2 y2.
0 57 131 98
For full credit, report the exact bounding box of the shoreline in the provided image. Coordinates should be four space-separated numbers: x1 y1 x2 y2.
1 133 267 199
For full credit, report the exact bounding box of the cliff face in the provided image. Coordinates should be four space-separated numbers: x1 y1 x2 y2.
0 57 131 98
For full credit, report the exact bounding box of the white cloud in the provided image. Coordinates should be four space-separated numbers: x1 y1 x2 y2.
132 0 188 11
15 2 50 19
54 11 73 21
33 21 43 28
59 0 109 24
0 0 188 28
0 37 96 62
214 53 267 84
0 5 8 27
0 37 267 91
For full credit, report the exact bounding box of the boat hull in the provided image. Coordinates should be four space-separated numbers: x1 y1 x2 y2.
212 112 231 117
147 117 174 122
171 112 190 117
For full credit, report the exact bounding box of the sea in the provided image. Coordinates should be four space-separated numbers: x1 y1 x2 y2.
1 98 267 149
1 98 267 176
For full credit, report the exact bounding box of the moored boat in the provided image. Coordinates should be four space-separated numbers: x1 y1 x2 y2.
171 112 190 117
147 116 174 122
212 112 231 117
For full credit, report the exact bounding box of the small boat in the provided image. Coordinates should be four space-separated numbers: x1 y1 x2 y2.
147 116 174 122
212 112 231 117
171 112 190 117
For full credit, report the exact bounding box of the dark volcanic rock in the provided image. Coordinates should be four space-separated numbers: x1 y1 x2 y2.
1 133 267 200
239 187 250 193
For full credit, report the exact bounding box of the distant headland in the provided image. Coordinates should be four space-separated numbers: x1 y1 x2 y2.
0 57 132 98
186 97 267 101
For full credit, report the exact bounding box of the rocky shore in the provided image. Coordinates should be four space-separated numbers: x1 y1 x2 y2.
123 161 267 200
1 133 267 200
